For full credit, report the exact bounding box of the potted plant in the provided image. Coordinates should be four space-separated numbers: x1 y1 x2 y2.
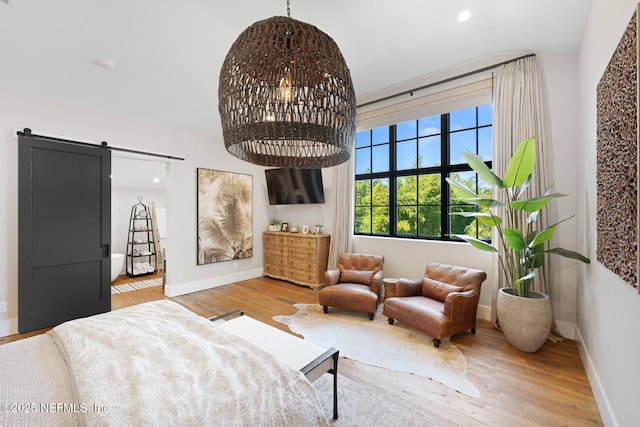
268 219 281 232
445 137 590 352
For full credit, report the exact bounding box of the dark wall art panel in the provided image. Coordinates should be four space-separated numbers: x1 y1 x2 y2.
596 7 638 289
197 168 253 265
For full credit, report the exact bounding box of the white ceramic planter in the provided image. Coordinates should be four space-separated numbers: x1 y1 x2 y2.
496 288 552 353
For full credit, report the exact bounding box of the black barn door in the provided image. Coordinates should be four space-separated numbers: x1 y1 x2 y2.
18 135 111 333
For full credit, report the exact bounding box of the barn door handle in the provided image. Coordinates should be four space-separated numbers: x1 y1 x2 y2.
102 244 110 258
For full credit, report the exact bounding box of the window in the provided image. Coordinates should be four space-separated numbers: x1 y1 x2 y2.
354 104 492 241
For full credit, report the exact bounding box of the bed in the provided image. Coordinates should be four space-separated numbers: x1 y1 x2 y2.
0 300 335 426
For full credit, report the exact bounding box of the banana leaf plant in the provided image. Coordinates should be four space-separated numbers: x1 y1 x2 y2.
445 137 590 298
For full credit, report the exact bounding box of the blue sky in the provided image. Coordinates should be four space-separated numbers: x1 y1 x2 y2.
355 104 492 174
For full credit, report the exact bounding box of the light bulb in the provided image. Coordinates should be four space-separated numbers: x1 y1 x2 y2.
279 69 293 103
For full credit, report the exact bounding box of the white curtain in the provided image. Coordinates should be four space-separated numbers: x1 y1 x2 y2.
327 157 354 269
492 56 556 336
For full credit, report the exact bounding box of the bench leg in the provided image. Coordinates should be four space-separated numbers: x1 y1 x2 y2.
322 306 328 313
387 318 394 325
301 348 339 419
433 338 441 348
331 352 339 419
368 313 374 321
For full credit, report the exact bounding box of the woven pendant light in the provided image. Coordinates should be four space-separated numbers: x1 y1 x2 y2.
218 2 356 168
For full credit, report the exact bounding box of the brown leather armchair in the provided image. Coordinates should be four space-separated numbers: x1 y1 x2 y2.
383 262 487 347
318 253 384 320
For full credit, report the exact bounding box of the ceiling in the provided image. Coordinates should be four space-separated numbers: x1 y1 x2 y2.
0 0 591 141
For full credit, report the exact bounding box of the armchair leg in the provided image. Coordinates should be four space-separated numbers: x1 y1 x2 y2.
433 338 441 348
471 327 476 334
323 306 328 313
368 313 374 321
387 318 394 325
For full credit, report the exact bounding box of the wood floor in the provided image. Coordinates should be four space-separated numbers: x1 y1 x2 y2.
2 276 603 425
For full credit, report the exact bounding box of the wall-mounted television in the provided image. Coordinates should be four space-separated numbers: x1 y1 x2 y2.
265 168 325 205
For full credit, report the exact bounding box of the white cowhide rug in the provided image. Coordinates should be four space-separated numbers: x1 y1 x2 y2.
274 304 481 398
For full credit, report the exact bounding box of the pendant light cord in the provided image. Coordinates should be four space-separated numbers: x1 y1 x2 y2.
286 0 290 17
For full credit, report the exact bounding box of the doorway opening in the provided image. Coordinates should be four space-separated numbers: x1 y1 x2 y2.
110 155 168 296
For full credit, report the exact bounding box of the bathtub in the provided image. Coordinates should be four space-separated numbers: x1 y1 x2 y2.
111 253 125 283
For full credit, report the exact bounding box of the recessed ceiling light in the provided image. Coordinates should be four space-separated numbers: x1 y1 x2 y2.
153 178 160 183
458 10 471 22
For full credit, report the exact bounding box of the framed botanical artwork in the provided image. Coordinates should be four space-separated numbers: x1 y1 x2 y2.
197 168 253 265
302 225 310 234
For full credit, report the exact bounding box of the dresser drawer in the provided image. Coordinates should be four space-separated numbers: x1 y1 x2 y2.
289 268 318 284
264 264 288 277
288 247 316 262
288 258 316 272
264 233 288 247
265 245 288 257
264 252 287 266
289 237 318 250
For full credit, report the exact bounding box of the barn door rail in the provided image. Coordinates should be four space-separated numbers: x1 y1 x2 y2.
17 128 185 161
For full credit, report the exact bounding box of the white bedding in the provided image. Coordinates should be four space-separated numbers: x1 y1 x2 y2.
1 300 328 427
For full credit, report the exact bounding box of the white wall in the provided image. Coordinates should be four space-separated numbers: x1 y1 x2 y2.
537 52 583 336
265 169 334 233
578 0 640 425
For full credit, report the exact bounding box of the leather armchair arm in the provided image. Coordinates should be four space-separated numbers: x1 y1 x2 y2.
369 269 384 294
324 269 340 287
443 289 478 318
395 278 423 297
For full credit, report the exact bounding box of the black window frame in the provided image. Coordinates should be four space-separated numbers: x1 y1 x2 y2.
354 105 493 241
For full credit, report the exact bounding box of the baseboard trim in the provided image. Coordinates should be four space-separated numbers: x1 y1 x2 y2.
555 320 576 340
164 268 264 297
476 304 491 321
575 327 618 427
0 317 18 338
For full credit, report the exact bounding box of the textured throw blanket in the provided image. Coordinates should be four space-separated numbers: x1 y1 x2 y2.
48 300 327 426
0 335 82 426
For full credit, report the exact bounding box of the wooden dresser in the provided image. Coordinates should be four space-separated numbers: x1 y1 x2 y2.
263 231 330 289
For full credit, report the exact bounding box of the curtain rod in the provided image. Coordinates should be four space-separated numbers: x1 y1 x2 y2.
16 128 186 161
357 53 536 109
